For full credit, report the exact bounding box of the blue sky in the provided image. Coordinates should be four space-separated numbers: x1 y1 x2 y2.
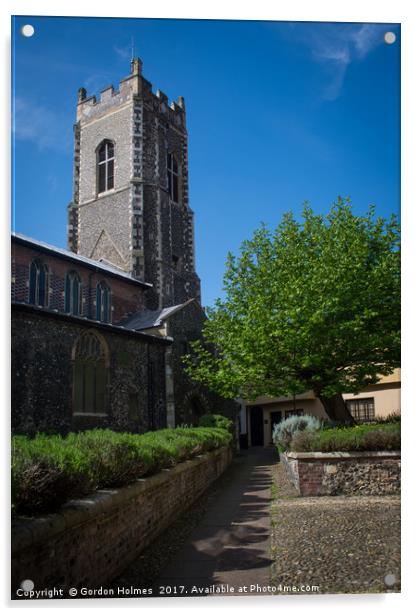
12 16 400 307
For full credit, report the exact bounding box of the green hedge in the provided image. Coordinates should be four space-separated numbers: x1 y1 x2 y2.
12 427 232 516
290 422 400 453
198 414 234 433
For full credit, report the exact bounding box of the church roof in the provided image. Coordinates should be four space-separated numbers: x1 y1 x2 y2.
120 298 196 330
12 232 152 288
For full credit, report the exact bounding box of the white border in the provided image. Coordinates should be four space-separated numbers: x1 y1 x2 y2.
1 1 416 614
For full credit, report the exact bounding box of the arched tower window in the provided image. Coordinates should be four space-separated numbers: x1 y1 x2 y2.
72 330 108 415
167 152 179 203
29 259 49 307
96 281 111 323
64 271 82 316
97 140 115 194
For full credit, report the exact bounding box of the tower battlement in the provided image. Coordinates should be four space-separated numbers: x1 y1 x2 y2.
76 57 186 130
68 58 200 311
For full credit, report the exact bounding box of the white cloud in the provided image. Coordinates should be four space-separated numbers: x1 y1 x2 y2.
350 23 382 58
114 43 133 61
13 98 73 153
291 23 388 100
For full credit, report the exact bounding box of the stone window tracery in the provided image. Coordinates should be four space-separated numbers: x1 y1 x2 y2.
97 140 115 194
64 270 82 316
167 152 179 203
72 331 108 416
29 259 49 307
96 281 111 323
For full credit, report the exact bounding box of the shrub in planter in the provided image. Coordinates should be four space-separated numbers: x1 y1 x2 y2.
139 429 206 466
272 414 321 451
289 430 319 452
361 427 400 450
66 430 160 486
198 414 234 434
12 434 95 515
12 427 233 515
290 422 400 452
171 427 232 454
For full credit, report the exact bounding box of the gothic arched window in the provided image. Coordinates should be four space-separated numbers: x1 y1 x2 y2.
72 331 108 415
96 281 111 323
29 259 49 307
97 140 115 194
64 271 82 316
167 152 179 203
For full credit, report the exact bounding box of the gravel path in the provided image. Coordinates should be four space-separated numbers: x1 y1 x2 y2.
270 462 401 594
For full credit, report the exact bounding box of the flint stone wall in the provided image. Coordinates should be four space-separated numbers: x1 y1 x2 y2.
12 304 168 435
282 451 401 496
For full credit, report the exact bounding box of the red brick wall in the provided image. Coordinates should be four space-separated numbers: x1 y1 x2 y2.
12 242 146 323
11 446 232 596
296 461 325 496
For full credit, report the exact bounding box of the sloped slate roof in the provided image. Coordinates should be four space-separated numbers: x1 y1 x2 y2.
12 232 152 288
120 298 196 330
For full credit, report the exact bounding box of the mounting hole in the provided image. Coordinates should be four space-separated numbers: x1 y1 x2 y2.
21 24 35 38
384 32 396 44
20 579 34 591
384 573 397 586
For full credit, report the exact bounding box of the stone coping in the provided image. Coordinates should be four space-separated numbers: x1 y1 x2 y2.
12 446 229 554
285 450 401 461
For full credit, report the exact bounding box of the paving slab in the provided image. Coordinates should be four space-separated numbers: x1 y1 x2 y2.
154 447 277 595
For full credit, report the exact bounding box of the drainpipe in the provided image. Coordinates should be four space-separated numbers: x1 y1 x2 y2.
88 272 94 319
147 343 155 430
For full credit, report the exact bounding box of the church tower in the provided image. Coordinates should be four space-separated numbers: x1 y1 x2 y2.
67 58 201 310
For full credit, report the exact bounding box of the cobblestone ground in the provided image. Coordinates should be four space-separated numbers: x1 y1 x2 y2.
270 462 401 594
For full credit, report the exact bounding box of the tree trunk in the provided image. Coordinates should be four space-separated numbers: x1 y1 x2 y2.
318 393 356 425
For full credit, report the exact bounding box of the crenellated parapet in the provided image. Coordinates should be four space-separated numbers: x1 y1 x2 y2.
76 57 186 130
69 57 199 309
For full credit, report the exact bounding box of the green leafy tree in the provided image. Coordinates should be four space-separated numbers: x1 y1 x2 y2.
185 198 400 424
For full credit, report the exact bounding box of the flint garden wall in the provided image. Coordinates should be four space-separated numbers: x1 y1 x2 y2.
282 450 400 496
12 445 232 595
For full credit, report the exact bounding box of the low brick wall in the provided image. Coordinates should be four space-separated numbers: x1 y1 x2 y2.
12 446 232 594
282 451 400 496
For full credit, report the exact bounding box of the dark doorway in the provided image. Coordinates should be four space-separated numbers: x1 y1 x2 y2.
270 411 282 442
250 406 264 446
